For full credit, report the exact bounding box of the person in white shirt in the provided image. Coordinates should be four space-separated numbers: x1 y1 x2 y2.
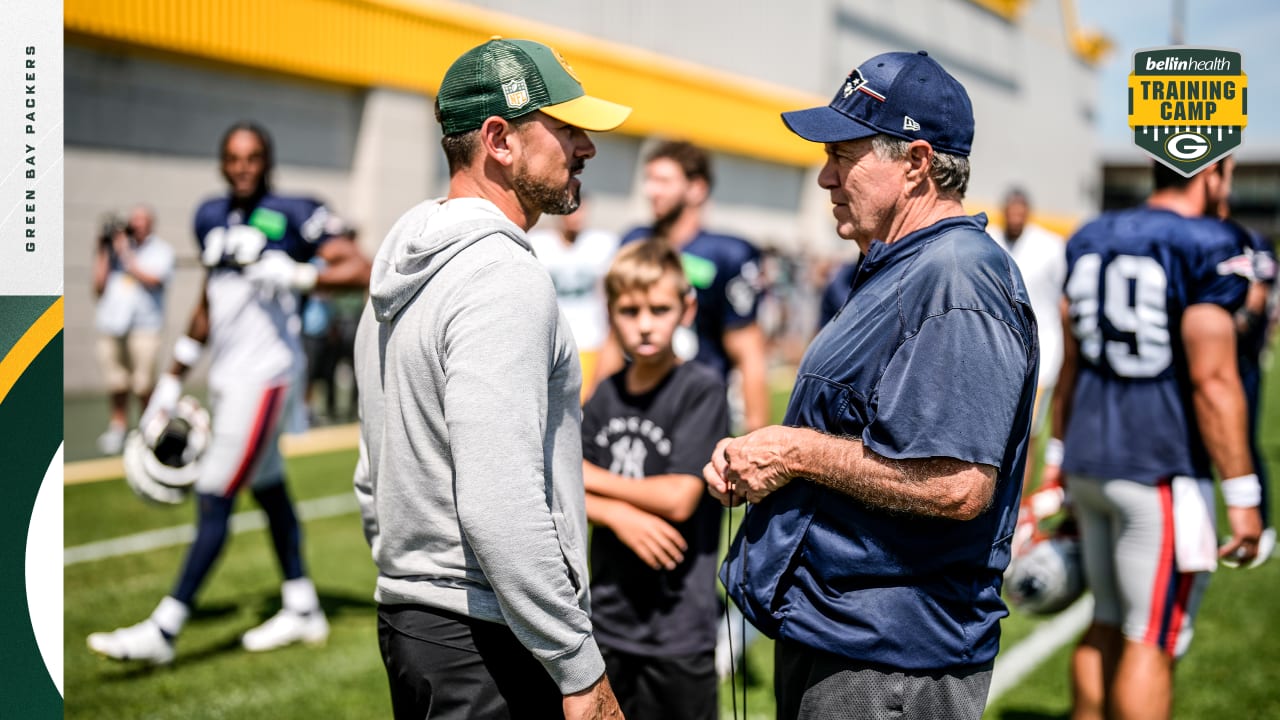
989 188 1067 488
92 205 175 455
527 195 620 400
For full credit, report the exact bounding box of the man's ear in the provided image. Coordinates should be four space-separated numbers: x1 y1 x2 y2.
479 116 517 167
903 140 934 193
686 177 711 208
681 289 698 328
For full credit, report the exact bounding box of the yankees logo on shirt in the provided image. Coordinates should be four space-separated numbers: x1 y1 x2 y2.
594 415 674 480
608 436 648 479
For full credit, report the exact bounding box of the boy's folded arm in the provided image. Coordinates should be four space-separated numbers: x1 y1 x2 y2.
584 491 687 571
582 460 705 523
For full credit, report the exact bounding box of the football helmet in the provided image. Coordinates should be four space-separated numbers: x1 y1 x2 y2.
123 396 211 505
1005 526 1085 616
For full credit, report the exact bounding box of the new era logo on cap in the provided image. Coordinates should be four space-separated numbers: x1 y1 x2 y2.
780 50 974 156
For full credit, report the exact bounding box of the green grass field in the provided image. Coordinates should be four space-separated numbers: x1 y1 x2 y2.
66 363 1280 719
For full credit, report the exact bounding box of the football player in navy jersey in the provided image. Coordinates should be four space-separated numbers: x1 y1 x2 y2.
1045 158 1262 720
604 140 769 433
88 122 371 665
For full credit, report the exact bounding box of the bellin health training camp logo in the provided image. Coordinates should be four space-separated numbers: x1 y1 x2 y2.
1128 47 1247 176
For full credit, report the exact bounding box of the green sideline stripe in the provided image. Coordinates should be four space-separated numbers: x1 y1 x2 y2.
0 329 62 716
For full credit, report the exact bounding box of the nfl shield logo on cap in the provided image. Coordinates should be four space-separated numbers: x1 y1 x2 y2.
503 79 530 110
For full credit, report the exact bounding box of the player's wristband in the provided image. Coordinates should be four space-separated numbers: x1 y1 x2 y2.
173 335 204 367
293 262 319 292
1044 438 1065 467
1221 473 1263 508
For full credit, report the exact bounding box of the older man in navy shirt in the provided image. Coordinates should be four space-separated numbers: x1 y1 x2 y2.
705 51 1039 720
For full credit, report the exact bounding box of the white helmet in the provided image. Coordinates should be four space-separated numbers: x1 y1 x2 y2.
123 396 211 505
1005 533 1085 616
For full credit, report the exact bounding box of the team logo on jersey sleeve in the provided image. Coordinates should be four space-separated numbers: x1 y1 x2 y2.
1217 248 1261 280
1128 47 1246 176
503 79 530 110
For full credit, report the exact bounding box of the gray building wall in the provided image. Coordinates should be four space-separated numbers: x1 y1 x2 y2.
64 0 1098 393
462 0 1101 220
66 46 366 393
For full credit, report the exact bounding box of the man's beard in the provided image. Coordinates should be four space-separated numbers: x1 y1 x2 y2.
650 200 685 240
513 164 581 216
226 176 268 207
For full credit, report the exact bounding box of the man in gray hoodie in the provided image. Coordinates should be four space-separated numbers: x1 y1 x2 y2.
353 37 631 719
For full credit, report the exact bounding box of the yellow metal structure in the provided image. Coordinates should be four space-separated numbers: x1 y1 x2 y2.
64 0 827 166
969 0 1030 20
1060 0 1113 66
64 0 1105 205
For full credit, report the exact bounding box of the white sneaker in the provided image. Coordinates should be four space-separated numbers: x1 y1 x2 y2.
96 425 126 455
241 609 329 652
87 620 175 665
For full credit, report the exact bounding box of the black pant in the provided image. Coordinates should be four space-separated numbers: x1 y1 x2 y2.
600 645 717 720
377 604 561 720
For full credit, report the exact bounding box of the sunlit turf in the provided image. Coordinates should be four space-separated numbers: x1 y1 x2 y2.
66 356 1280 718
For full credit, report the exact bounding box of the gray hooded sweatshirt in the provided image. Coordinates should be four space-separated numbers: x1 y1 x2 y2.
353 197 603 694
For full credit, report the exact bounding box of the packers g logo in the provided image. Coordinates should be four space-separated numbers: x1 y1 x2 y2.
1164 131 1211 162
552 48 580 83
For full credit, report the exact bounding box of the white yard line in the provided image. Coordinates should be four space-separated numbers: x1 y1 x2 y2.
987 596 1094 704
64 493 358 566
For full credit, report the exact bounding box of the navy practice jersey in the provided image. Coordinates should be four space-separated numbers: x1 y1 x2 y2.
1061 207 1252 484
582 361 728 656
193 193 337 386
723 214 1038 671
621 228 761 378
194 193 334 268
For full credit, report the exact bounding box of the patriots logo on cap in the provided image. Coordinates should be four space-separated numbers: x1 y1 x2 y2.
503 78 530 110
843 69 885 102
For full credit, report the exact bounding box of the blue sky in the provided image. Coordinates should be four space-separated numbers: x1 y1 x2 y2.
1076 0 1279 154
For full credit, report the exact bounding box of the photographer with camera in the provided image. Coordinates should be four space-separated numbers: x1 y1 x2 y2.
92 204 175 455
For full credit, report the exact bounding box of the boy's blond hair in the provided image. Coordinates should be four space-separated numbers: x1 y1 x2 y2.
604 240 691 307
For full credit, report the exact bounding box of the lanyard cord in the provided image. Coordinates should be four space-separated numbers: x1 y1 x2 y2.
724 493 747 720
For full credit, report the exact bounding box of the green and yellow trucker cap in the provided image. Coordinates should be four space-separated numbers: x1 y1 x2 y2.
437 37 632 135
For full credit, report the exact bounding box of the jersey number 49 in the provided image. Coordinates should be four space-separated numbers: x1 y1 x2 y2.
1066 253 1171 378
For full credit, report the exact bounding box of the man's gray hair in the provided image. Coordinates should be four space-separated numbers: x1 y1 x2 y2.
871 135 970 199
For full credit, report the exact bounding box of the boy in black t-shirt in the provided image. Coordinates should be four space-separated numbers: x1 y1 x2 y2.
582 240 729 720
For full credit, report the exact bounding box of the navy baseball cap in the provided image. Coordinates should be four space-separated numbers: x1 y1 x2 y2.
782 51 974 157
